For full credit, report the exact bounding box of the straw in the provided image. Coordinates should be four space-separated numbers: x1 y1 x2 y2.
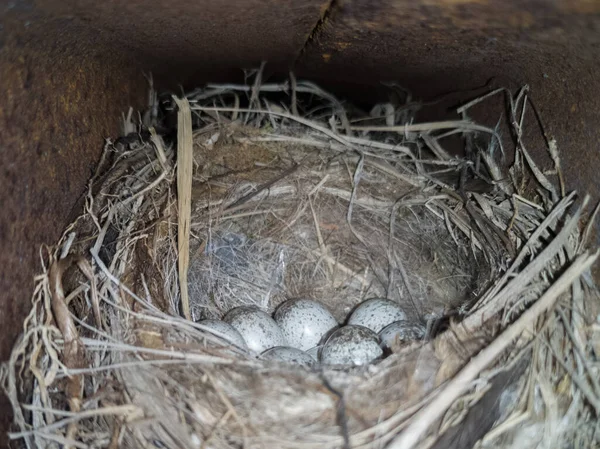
174 96 193 320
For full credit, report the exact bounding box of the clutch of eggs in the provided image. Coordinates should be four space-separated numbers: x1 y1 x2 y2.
195 297 421 367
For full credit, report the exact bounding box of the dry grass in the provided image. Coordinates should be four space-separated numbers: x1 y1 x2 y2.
175 96 194 320
186 130 483 324
1 71 599 449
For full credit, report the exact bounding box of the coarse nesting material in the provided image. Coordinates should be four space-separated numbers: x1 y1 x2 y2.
2 72 600 449
186 115 487 325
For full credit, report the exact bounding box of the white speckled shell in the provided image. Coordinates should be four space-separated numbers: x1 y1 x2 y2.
274 299 338 351
197 319 248 349
224 306 287 353
321 325 383 366
378 321 426 349
262 346 315 366
306 346 321 361
347 298 407 333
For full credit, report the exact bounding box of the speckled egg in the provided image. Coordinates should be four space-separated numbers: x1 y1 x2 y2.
378 321 426 350
347 298 407 333
261 346 315 366
306 346 321 361
321 325 383 366
224 306 287 353
197 319 248 349
274 299 338 351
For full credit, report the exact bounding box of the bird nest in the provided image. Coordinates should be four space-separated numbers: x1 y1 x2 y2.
3 71 600 449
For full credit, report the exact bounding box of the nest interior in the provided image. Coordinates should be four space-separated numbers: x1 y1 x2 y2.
187 115 487 324
2 73 600 449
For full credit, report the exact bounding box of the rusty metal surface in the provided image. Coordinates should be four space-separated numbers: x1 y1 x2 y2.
0 7 147 443
37 0 329 86
0 5 147 353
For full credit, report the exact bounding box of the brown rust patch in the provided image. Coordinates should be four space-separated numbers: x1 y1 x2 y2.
0 14 145 360
0 11 145 444
38 0 327 88
559 0 600 14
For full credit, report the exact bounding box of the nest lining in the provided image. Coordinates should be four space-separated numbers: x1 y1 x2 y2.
2 74 600 449
187 126 486 325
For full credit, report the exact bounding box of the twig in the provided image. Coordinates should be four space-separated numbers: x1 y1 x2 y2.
60 232 76 259
556 307 600 398
389 250 598 449
192 106 360 151
540 337 600 414
246 61 267 125
79 337 253 366
205 372 251 447
473 192 577 311
174 96 194 320
547 137 565 198
320 372 350 449
201 409 233 449
74 258 102 329
421 134 452 161
349 121 504 156
456 88 506 114
49 256 87 448
9 405 141 439
580 201 600 252
347 155 365 224
18 432 89 449
226 164 299 210
290 71 299 116
309 198 333 279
